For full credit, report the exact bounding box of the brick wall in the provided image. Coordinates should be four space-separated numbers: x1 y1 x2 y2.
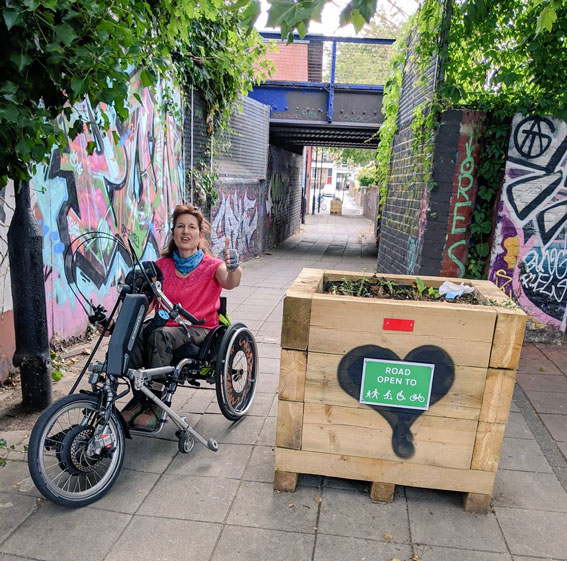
376 24 440 275
263 42 309 81
426 110 485 276
264 145 304 249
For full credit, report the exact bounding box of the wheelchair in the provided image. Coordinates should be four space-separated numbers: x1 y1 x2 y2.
27 254 258 508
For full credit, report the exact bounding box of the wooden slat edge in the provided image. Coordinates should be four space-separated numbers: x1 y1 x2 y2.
470 422 506 472
279 349 307 402
275 447 496 495
479 368 516 424
275 401 304 450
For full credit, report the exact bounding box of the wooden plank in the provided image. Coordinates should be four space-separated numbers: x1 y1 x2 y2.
304 352 487 420
470 422 506 472
308 328 493 369
302 403 478 469
479 368 516 424
274 470 298 492
309 295 496 368
470 280 527 370
279 349 307 402
370 482 395 503
275 447 496 495
281 269 324 350
276 400 304 450
281 295 312 351
463 492 491 514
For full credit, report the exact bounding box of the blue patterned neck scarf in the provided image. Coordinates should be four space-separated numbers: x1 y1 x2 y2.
173 249 204 275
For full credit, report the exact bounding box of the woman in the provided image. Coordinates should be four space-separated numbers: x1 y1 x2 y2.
124 203 241 428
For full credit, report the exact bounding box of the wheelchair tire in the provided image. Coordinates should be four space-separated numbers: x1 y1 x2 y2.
27 394 125 508
215 323 258 421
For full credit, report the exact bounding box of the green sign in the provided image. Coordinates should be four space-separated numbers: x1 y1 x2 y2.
360 358 435 410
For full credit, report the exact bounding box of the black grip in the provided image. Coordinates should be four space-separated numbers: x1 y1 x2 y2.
176 305 205 325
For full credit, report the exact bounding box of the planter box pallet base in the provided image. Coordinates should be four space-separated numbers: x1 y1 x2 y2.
274 468 492 513
275 269 527 513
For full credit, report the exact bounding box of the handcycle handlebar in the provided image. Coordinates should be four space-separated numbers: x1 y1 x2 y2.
152 281 205 327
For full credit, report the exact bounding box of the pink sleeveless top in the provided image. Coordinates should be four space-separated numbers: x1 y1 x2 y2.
156 255 223 329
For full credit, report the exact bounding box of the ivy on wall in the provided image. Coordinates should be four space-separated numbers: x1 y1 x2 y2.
376 0 567 278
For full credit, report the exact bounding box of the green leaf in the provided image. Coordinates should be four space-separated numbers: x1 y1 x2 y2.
70 76 86 96
10 52 33 72
3 9 21 30
55 23 77 46
86 140 97 155
537 5 558 33
241 0 261 33
140 68 154 87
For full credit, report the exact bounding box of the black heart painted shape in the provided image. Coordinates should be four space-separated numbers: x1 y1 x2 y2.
337 345 455 459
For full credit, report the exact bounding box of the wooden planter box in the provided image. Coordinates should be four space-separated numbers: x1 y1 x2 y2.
330 200 342 215
275 269 527 513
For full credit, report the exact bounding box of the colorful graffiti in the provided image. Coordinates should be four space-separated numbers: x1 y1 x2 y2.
211 189 259 259
441 112 484 277
489 114 567 333
25 70 184 343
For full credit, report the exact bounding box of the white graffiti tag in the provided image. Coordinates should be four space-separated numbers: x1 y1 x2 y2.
520 247 567 303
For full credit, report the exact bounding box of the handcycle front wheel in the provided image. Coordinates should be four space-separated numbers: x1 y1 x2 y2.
27 393 125 508
215 323 258 421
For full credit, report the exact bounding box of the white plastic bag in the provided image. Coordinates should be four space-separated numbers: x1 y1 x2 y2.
438 281 475 300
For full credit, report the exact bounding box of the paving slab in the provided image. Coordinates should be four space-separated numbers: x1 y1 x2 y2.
524 391 567 414
242 445 275 483
408 495 508 553
495 507 567 559
88 468 160 514
317 487 410 543
212 526 315 561
1 502 130 561
539 414 567 443
137 474 239 523
492 470 567 511
505 411 536 439
498 437 554 472
313 534 412 561
105 516 221 561
193 413 265 445
0 460 42 498
413 544 512 561
0 492 37 544
165 442 253 479
226 481 319 533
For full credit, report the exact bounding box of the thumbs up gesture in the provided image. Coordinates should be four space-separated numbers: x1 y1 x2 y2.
224 237 239 272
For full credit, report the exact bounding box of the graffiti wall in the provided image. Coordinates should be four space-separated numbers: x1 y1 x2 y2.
0 181 16 377
0 71 183 380
489 114 567 339
440 111 485 277
210 180 262 259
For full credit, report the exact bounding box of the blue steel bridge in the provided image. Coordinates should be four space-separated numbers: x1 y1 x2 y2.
248 32 393 152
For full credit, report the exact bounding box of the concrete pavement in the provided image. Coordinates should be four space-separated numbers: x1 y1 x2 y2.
1 199 567 561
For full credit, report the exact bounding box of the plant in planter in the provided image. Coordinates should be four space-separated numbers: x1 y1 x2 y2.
330 198 343 215
276 269 527 513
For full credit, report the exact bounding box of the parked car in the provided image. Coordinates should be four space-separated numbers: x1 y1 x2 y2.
322 183 336 198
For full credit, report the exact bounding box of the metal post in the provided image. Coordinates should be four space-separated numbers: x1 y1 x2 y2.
327 40 337 123
311 146 318 215
7 180 52 410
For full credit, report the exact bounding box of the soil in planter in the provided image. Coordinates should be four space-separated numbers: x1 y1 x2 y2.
323 275 479 305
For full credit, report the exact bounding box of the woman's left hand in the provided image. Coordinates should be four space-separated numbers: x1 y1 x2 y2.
224 237 239 271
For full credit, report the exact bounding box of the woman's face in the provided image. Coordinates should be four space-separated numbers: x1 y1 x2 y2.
173 213 203 257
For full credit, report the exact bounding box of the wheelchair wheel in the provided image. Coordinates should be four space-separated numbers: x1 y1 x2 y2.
27 394 125 508
215 323 258 421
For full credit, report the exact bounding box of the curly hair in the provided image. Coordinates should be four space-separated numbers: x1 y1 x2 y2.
161 204 212 257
